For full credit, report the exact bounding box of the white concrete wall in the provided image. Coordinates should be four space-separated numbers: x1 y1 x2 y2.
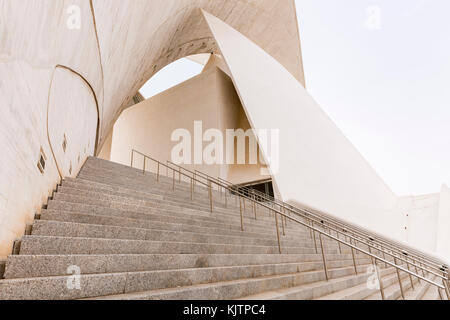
0 0 303 258
397 194 440 253
48 67 98 178
202 10 405 243
0 1 101 258
202 11 450 261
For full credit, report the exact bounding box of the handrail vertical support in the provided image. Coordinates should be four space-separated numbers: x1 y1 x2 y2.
438 287 444 300
274 210 282 254
157 162 160 182
351 246 358 275
143 156 146 174
406 260 415 290
337 233 342 255
374 259 385 300
319 233 329 280
172 169 175 191
312 230 318 254
224 189 228 207
208 179 213 213
442 276 450 300
394 257 405 300
239 196 244 231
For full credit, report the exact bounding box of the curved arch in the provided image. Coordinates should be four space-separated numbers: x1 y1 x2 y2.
46 65 100 179
54 65 101 155
92 0 304 145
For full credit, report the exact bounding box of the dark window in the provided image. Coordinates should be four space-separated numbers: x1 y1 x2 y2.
37 148 46 174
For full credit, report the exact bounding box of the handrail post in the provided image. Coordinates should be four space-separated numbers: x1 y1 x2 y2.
143 156 146 174
443 273 450 300
224 188 227 207
413 261 420 284
252 191 257 220
239 196 244 231
157 162 160 182
274 210 282 254
438 287 444 300
406 258 415 290
319 233 328 280
193 172 196 191
190 177 193 201
172 169 175 191
394 257 405 300
374 259 385 300
130 150 134 168
312 225 318 254
337 232 342 255
208 179 213 213
351 246 358 275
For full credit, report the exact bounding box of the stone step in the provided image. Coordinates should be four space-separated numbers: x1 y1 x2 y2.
63 176 232 212
47 198 304 237
83 157 212 191
316 266 409 300
30 220 328 249
0 262 372 300
38 208 348 252
66 174 275 224
40 208 317 248
239 266 394 300
50 192 295 233
18 235 344 256
400 275 436 300
4 253 372 279
57 184 260 220
77 165 237 207
88 266 375 300
364 271 421 300
78 164 215 197
421 276 443 300
38 209 330 245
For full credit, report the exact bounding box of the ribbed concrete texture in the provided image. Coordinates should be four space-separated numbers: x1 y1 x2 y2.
0 157 441 300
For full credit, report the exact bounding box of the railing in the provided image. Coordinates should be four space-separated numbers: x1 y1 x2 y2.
198 174 448 279
130 149 450 300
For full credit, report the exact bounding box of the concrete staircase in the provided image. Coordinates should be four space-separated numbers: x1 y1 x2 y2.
0 157 441 300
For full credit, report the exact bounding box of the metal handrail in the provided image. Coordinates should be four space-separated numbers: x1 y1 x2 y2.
243 187 447 269
185 169 448 277
164 161 448 279
167 163 450 289
199 174 448 276
131 150 450 299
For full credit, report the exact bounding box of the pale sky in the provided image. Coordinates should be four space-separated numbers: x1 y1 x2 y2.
140 0 450 196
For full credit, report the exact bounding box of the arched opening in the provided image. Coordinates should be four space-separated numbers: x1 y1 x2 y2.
47 66 99 179
98 54 271 187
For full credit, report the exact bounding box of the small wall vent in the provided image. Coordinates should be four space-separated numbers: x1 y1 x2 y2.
37 147 47 174
62 134 67 153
